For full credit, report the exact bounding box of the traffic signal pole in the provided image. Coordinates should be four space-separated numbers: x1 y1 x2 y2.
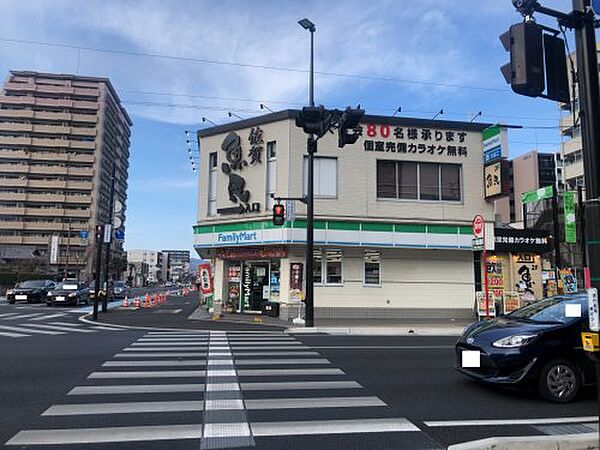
572 0 600 292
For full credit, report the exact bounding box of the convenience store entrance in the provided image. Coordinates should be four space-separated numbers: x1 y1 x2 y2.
244 261 270 312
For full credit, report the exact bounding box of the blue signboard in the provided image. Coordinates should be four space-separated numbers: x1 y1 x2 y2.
79 230 89 239
114 229 125 240
483 146 502 164
593 0 600 14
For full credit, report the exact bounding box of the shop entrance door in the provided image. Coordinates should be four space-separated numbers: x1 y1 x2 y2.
246 261 270 312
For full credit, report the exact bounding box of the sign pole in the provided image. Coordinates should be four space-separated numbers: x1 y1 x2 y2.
483 225 490 319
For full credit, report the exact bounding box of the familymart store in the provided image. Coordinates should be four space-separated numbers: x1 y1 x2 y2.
194 218 477 319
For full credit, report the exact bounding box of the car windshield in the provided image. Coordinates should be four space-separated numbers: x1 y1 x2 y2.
17 280 46 288
114 282 126 288
506 294 588 324
56 282 80 290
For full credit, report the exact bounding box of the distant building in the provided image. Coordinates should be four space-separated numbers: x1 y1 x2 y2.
0 70 132 281
494 150 562 225
127 250 163 283
162 250 190 282
125 260 148 288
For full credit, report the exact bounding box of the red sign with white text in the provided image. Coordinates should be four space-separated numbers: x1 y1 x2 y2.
198 263 213 295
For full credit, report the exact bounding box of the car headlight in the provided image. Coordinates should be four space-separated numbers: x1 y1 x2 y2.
492 334 538 348
47 292 53 297
68 292 77 297
6 289 13 295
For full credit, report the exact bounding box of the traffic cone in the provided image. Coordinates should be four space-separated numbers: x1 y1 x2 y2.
133 297 141 308
122 296 129 308
144 293 151 308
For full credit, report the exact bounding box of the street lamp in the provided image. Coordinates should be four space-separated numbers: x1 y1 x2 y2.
299 17 316 327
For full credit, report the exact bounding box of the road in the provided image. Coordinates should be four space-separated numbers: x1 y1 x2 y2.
0 299 597 449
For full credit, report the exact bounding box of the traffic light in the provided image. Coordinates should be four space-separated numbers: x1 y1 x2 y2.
295 106 330 138
500 22 545 97
272 203 285 226
95 225 103 241
338 106 365 148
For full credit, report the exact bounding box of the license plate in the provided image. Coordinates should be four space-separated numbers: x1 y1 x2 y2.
56 296 65 301
15 295 27 300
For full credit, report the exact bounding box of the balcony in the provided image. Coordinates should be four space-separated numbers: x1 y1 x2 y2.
72 113 97 123
0 136 32 146
0 122 33 133
564 161 584 182
69 140 95 150
70 127 96 137
0 207 26 215
0 192 26 201
64 194 91 204
0 178 27 187
22 236 52 245
28 179 66 189
33 111 71 121
26 193 66 203
0 236 23 244
25 207 66 217
0 95 34 106
68 167 94 177
72 100 98 110
29 165 67 175
0 149 28 160
35 98 72 108
0 221 24 230
0 109 34 119
562 137 582 156
23 221 64 231
0 163 29 174
67 181 93 190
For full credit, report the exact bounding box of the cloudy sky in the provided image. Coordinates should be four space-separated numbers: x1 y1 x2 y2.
0 0 582 253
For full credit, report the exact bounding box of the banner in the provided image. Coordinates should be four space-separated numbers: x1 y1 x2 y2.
198 263 213 295
563 191 577 244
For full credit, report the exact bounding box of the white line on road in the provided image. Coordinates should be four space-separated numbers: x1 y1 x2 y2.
88 370 206 379
5 424 203 446
237 368 344 376
0 324 64 335
251 418 420 436
0 313 20 318
103 360 206 367
114 352 206 358
24 323 96 333
4 313 46 319
68 384 206 395
423 416 600 427
131 342 208 346
0 330 27 337
28 313 67 321
245 396 386 410
123 347 207 351
91 326 125 331
312 346 454 349
239 380 362 391
234 358 330 365
43 400 205 416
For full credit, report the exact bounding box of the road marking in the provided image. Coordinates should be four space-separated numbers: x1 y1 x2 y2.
205 399 244 410
5 424 204 445
230 351 322 357
231 346 311 351
24 323 96 333
0 313 20 318
123 347 207 351
137 338 209 342
423 416 600 427
28 313 66 321
91 326 125 331
103 360 206 367
251 418 420 436
132 342 209 346
0 330 27 337
206 383 240 391
5 313 46 319
114 352 207 358
0 324 65 335
89 370 207 379
68 384 206 395
244 380 364 391
43 400 205 416
311 345 454 350
145 333 209 337
48 321 85 327
203 422 250 438
234 358 330 365
237 368 344 376
246 396 386 410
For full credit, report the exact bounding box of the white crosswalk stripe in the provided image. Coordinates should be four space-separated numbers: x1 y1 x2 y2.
0 324 65 335
5 330 427 449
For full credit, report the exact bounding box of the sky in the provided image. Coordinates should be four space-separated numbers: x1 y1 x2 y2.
0 0 590 255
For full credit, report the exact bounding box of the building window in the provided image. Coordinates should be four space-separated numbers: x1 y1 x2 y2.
376 160 461 202
363 250 381 285
266 141 276 210
303 156 337 197
325 249 343 284
208 152 217 216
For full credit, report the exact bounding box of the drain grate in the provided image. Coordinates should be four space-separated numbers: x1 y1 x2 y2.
533 422 599 435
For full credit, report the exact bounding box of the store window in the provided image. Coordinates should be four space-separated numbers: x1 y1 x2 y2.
325 249 343 284
364 250 381 285
303 156 337 197
313 249 323 284
441 164 461 201
419 162 440 201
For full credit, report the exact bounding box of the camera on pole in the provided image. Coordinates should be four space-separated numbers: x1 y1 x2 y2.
337 106 365 148
500 21 569 103
272 203 285 226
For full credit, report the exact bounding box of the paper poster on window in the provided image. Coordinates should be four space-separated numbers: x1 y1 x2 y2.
512 253 542 300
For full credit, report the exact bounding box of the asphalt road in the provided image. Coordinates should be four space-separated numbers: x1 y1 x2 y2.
0 299 597 449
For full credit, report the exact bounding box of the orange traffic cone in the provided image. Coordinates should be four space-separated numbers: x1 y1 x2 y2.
133 297 141 308
144 293 151 308
122 296 129 308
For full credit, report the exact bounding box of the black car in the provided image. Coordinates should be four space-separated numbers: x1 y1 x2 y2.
46 281 89 306
6 280 56 304
456 294 596 403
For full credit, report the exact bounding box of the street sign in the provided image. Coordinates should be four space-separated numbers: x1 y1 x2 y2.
113 216 123 228
114 200 123 214
563 191 577 243
114 228 125 241
49 235 59 264
593 0 600 15
588 287 599 332
472 215 485 239
521 185 553 204
199 263 213 295
103 224 112 243
79 230 88 239
472 237 484 251
285 200 296 222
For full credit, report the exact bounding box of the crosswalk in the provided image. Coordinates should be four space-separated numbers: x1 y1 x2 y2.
4 330 441 449
0 309 125 338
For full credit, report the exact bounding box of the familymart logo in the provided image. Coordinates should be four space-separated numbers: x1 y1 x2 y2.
217 231 259 244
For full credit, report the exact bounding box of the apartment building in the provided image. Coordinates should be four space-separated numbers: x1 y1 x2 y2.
494 150 563 224
162 249 191 282
127 250 163 283
559 45 600 191
0 71 132 280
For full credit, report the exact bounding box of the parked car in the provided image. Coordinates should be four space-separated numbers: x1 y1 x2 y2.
46 281 89 306
6 279 56 304
456 293 596 403
112 281 128 299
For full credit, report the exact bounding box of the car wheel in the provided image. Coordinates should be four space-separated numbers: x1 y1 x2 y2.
539 359 581 403
8 299 15 304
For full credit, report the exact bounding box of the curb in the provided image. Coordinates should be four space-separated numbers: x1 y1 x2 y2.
286 327 464 336
448 432 599 450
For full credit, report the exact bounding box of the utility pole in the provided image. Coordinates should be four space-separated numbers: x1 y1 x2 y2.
92 224 103 321
102 163 117 313
299 18 316 327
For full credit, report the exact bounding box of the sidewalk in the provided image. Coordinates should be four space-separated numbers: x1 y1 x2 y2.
288 318 470 336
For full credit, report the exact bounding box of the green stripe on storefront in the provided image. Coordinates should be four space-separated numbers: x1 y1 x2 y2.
193 220 468 235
